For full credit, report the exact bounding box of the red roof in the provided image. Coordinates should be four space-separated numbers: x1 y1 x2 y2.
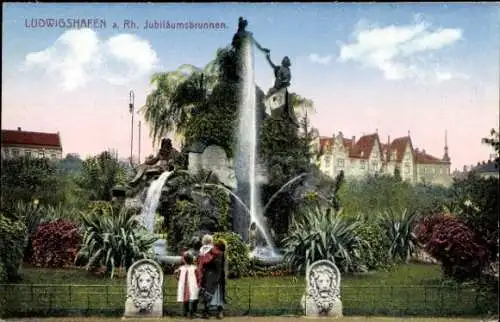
350 133 380 159
386 136 411 163
414 150 443 164
1 129 62 148
319 132 446 165
319 136 353 154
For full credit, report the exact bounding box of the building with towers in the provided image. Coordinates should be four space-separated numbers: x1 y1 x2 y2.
312 130 452 186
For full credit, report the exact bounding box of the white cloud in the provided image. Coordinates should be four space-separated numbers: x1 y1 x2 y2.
309 53 332 65
338 20 467 83
22 29 159 91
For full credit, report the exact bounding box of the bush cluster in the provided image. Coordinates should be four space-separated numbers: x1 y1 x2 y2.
0 214 27 282
31 219 81 268
213 232 251 278
354 220 392 271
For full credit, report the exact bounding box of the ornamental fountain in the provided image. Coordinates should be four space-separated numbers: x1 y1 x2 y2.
123 17 306 265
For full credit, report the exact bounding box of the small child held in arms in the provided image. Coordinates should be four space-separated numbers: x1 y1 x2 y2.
176 251 200 318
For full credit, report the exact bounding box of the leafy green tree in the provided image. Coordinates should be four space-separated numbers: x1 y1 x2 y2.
482 128 500 167
0 156 67 209
75 150 128 202
298 109 319 162
451 172 499 262
59 153 83 174
393 166 402 182
142 53 223 146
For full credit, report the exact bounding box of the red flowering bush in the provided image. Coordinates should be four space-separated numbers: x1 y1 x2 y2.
31 219 81 268
415 213 489 281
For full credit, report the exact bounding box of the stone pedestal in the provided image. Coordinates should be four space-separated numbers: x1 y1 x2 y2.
301 260 343 318
123 259 164 318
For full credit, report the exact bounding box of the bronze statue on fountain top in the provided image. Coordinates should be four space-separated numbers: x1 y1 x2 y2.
130 137 181 186
263 52 298 127
232 16 298 127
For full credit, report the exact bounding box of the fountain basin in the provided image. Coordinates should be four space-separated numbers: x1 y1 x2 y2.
153 239 183 265
249 246 284 265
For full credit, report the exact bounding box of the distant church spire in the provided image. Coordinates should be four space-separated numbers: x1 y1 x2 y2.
442 129 450 163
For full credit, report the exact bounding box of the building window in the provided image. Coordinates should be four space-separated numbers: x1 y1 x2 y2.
360 160 366 169
38 151 45 158
26 151 32 157
372 161 378 170
324 155 332 167
404 163 410 174
4 149 10 156
337 158 345 168
12 149 19 157
51 153 57 159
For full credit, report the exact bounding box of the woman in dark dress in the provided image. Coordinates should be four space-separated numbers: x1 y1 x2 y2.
198 240 227 319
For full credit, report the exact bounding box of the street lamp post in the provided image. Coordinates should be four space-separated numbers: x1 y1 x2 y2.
138 120 142 164
129 90 135 165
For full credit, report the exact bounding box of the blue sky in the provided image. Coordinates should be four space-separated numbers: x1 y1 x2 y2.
2 3 499 169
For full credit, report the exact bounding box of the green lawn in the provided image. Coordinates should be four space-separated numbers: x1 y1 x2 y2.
6 317 486 322
0 263 487 318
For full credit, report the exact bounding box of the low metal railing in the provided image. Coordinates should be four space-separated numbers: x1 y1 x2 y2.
0 283 491 318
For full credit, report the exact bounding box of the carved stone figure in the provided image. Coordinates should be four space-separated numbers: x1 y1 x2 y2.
124 259 164 318
130 138 181 186
301 260 343 317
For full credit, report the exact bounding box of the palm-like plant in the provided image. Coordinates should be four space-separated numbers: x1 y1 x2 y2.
76 150 127 202
76 205 157 278
283 206 369 274
378 208 420 263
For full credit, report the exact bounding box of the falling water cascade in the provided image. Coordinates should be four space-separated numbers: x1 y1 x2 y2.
139 171 173 231
137 171 181 263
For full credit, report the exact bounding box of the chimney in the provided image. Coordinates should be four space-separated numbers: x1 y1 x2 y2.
463 165 467 172
422 149 426 154
17 127 21 131
351 136 355 148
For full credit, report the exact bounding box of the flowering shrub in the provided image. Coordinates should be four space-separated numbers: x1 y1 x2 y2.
31 219 81 268
415 213 489 281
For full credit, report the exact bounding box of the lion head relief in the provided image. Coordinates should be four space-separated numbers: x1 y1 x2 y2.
306 260 341 303
126 260 164 311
